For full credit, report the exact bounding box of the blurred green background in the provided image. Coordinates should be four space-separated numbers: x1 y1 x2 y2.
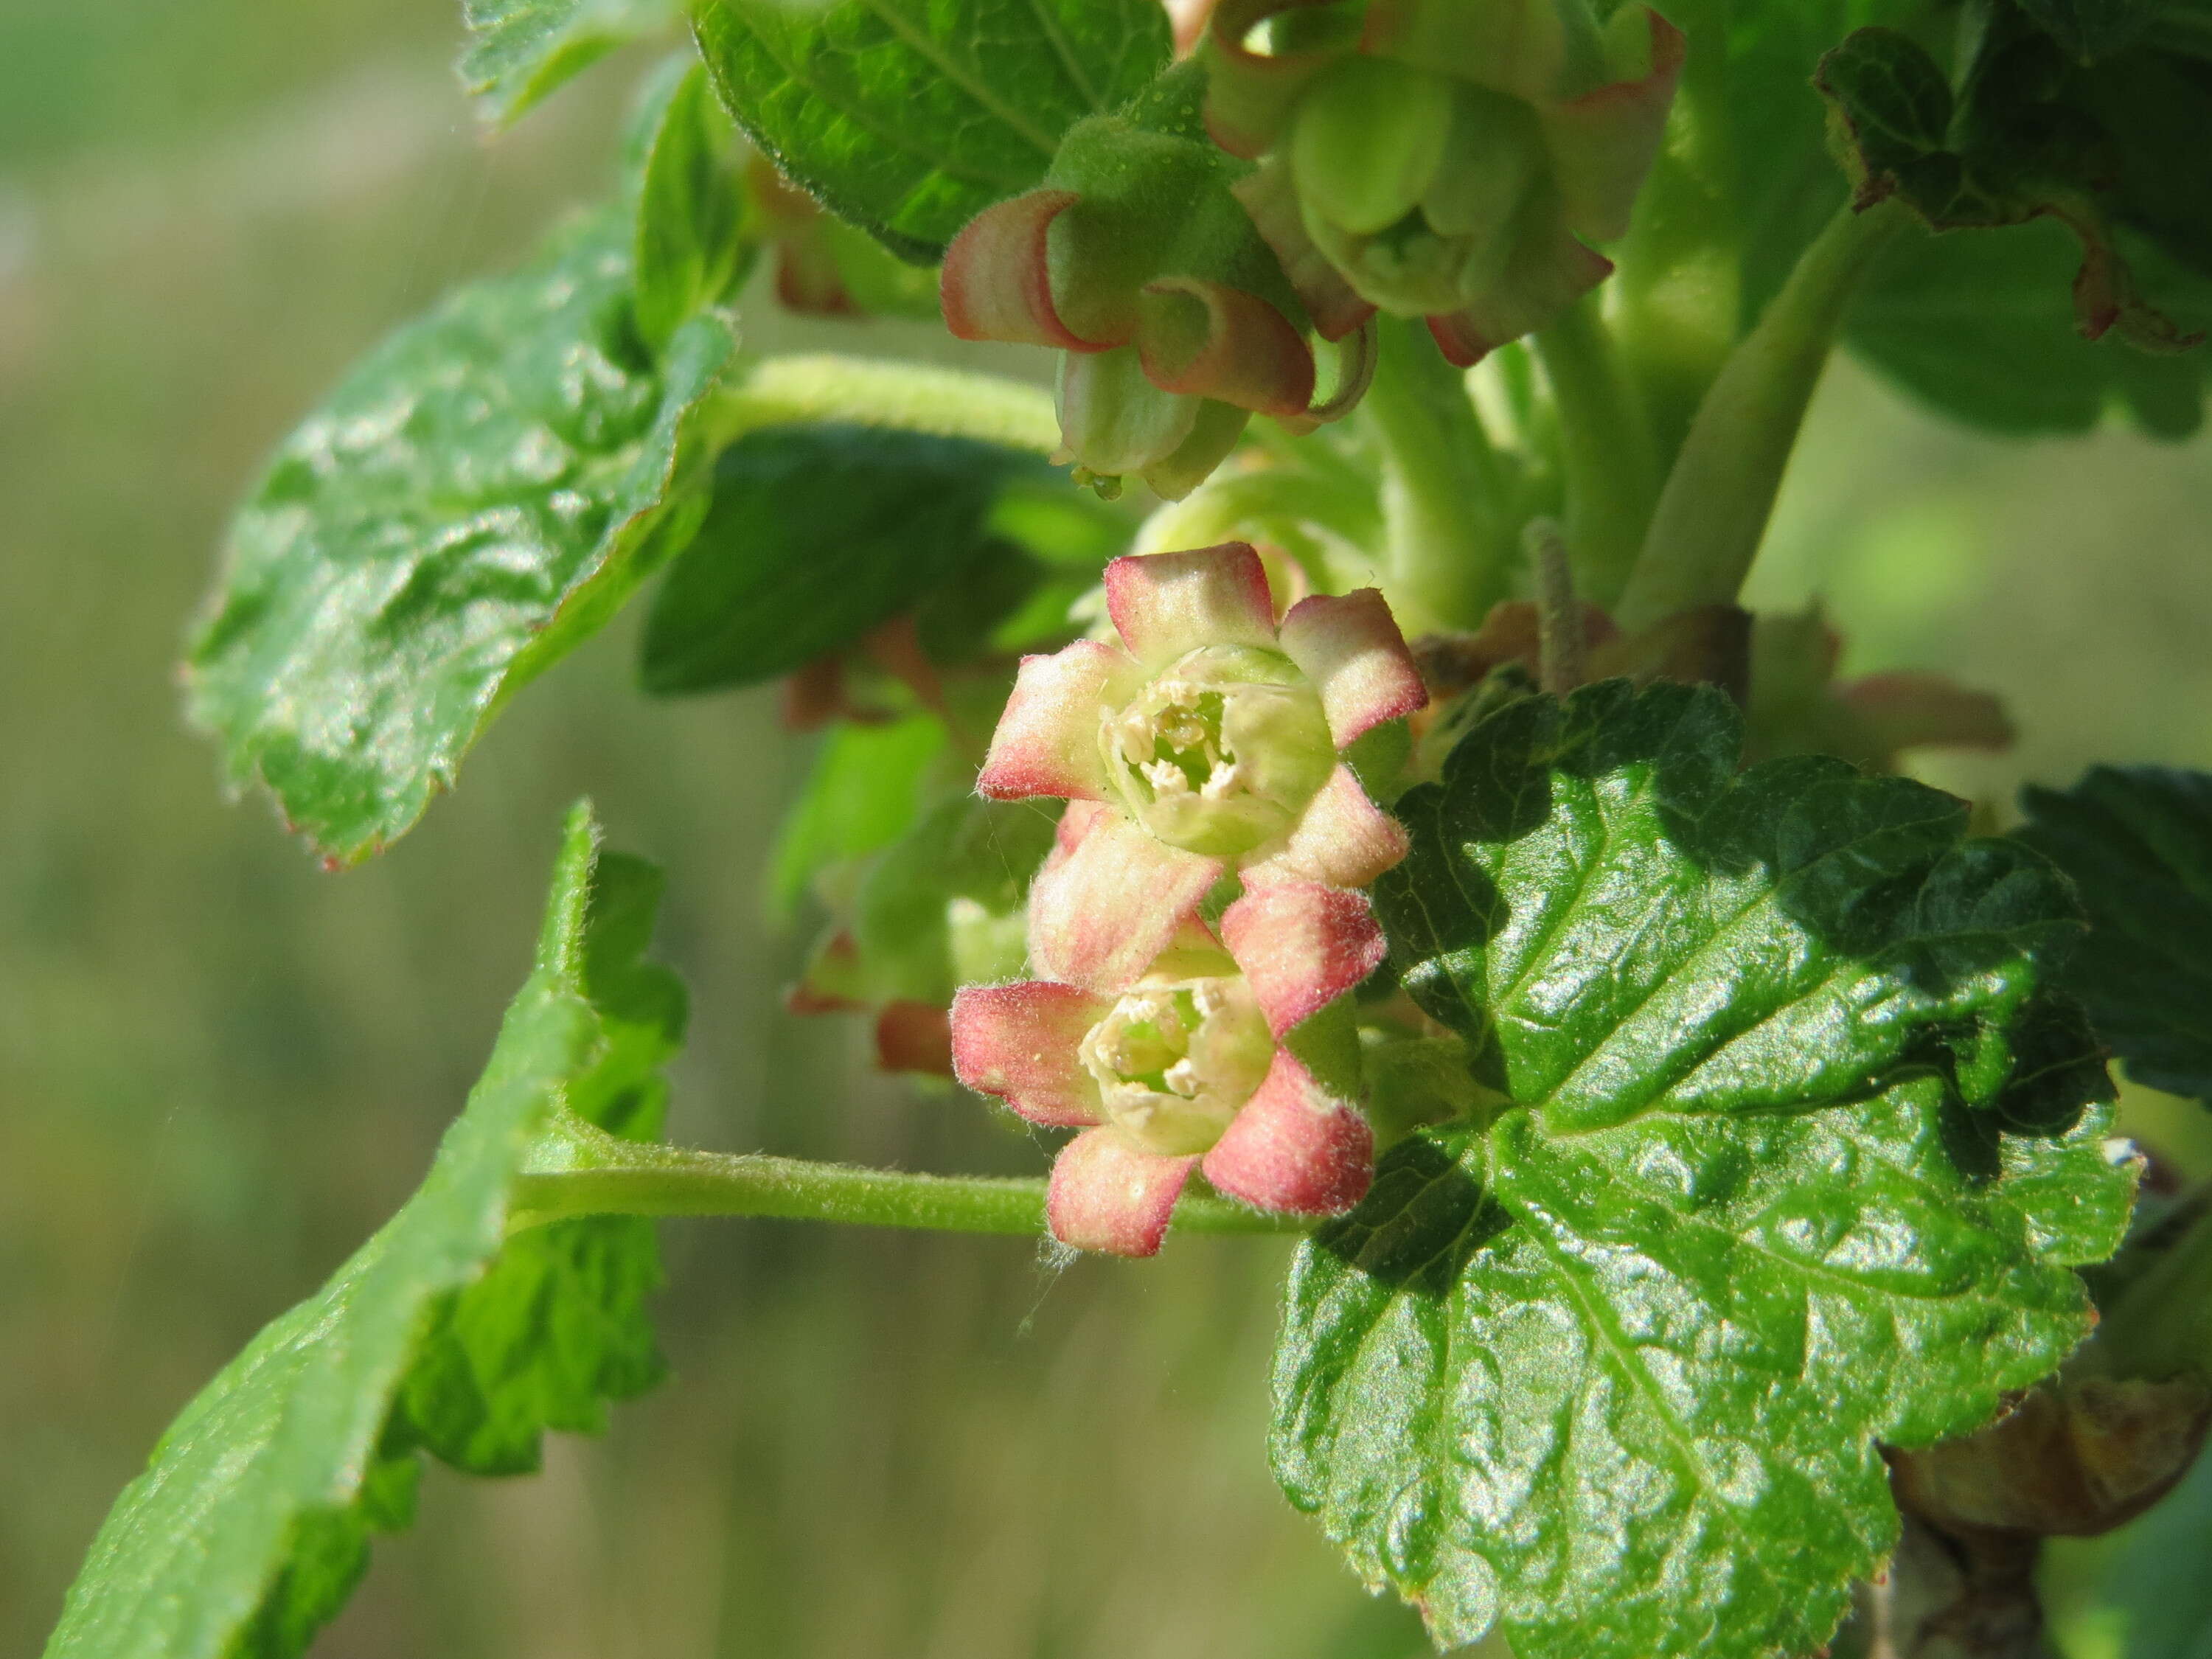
2 4 2210 1657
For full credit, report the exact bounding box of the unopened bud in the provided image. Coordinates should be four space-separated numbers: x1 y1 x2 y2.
1291 59 1457 237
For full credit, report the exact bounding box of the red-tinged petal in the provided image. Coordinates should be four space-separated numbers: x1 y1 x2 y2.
1221 882 1387 1038
787 929 870 1015
1105 543 1278 667
1836 672 2015 757
1427 308 1495 369
1027 810 1224 992
1279 588 1427 745
1200 0 1346 159
977 640 1141 801
876 1001 954 1077
950 982 1109 1127
1164 0 1220 56
942 190 1102 350
1242 764 1409 888
1232 159 1378 341
1135 279 1316 417
1276 317 1380 436
1429 200 1615 364
1048 1129 1197 1256
1539 10 1686 244
1201 1050 1372 1215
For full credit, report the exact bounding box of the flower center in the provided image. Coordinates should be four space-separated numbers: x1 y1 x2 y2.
1103 645 1335 857
1077 973 1273 1156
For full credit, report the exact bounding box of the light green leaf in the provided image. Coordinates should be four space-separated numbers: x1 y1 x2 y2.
2020 765 2212 1102
44 803 684 1659
691 0 1171 260
768 713 947 919
626 55 750 352
1273 681 2131 1659
461 0 679 125
185 209 737 864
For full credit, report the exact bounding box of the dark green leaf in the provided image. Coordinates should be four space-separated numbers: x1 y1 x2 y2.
637 424 1041 695
2020 765 2212 1102
627 55 749 351
690 0 1171 260
1275 681 2130 1659
185 209 736 864
44 804 684 1659
461 0 678 124
2015 0 2163 63
1816 25 1958 204
1849 216 2212 437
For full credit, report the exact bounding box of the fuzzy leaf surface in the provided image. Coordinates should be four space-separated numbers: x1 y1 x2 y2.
638 424 1042 694
2020 765 2212 1102
691 0 1169 260
185 211 735 863
461 0 678 124
44 804 684 1659
1274 682 2131 1659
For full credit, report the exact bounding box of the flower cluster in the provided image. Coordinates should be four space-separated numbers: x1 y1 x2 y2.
950 541 1428 1254
1195 0 1684 364
941 69 1345 499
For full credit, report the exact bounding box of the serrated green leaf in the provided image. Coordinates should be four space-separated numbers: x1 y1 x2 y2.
637 424 1042 695
44 803 684 1659
185 209 737 864
461 0 678 125
2020 765 2212 1102
626 55 750 352
1273 681 2129 1659
690 0 1171 260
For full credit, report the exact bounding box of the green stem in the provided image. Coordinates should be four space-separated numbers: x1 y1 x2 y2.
1614 200 1907 633
714 354 1062 454
508 1116 1309 1239
1532 299 1660 611
1359 315 1509 632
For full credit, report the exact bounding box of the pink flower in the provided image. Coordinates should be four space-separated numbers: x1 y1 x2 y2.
951 850 1385 1255
977 543 1427 987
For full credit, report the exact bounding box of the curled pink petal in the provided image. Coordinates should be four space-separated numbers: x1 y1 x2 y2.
942 189 1103 351
1221 882 1387 1038
1242 764 1409 889
1231 160 1378 343
1201 1051 1372 1215
1048 1129 1198 1256
1279 588 1427 746
1539 11 1686 244
1104 543 1278 667
1135 279 1316 417
1427 214 1614 366
978 640 1141 801
876 1001 954 1077
1028 809 1223 992
950 982 1110 1127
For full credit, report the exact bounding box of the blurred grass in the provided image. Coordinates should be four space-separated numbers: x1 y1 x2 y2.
1 4 2209 1658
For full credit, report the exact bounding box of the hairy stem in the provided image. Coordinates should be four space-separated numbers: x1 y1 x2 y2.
1360 316 1509 632
714 353 1062 453
509 1116 1310 1239
1533 299 1660 610
1615 199 1907 633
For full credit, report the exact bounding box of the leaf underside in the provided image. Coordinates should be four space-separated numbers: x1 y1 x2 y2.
43 804 684 1659
184 211 735 865
690 0 1170 260
2020 764 2212 1102
1273 681 2132 1659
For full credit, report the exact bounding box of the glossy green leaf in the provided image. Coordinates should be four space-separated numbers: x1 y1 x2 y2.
44 804 684 1659
1274 681 2131 1659
185 210 737 864
627 55 749 352
461 0 678 124
2020 765 2212 1102
637 424 1042 695
690 0 1171 260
